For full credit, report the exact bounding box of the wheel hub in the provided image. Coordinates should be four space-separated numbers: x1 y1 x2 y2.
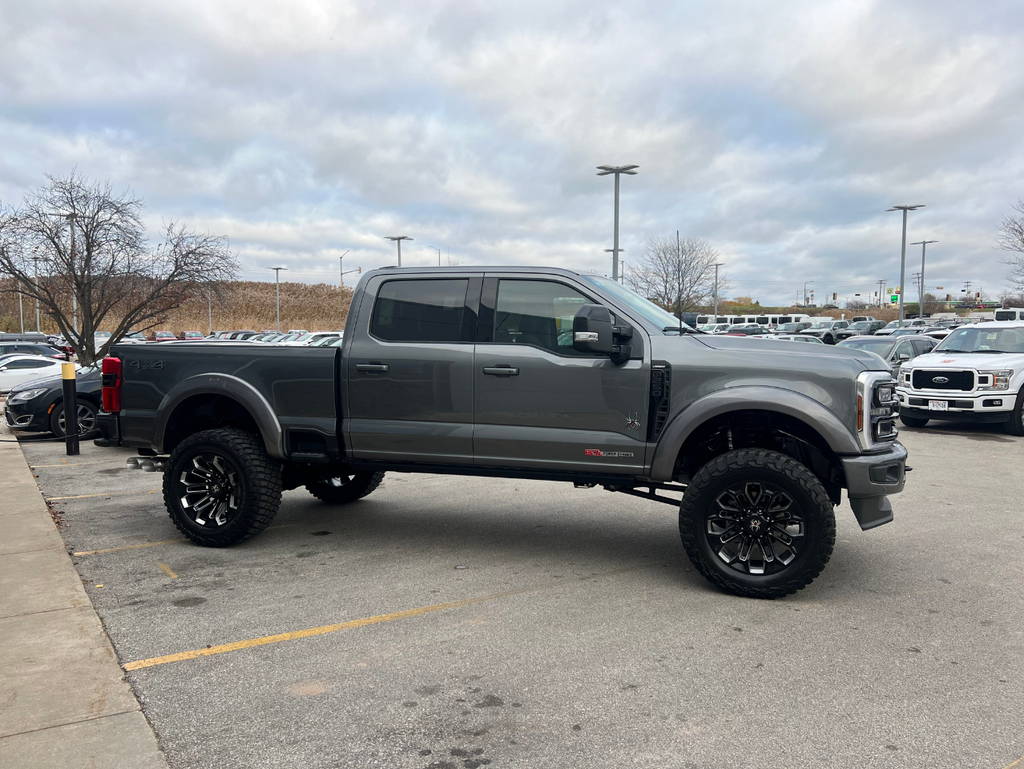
706 481 806 576
178 452 240 527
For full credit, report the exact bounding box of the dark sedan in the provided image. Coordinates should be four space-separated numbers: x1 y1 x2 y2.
3 364 102 438
836 335 937 378
834 320 887 342
0 342 65 359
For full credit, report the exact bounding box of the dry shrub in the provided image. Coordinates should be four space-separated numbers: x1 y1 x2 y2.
0 278 354 334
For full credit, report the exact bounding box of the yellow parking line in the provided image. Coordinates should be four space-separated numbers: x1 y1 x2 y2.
122 563 666 672
1002 754 1024 769
158 563 179 579
74 539 183 556
71 523 299 556
32 459 127 468
46 490 158 501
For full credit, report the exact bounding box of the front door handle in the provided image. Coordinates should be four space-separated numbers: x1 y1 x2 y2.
356 363 389 372
482 366 519 377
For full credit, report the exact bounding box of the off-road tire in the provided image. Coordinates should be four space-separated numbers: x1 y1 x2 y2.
1006 390 1024 437
163 428 283 547
899 413 929 429
823 334 835 345
679 449 836 599
306 471 385 504
50 400 99 439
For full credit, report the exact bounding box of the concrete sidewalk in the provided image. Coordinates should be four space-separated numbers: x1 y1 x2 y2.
0 418 167 768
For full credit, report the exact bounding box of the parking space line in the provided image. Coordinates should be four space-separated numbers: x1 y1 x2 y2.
1002 754 1024 769
72 524 299 556
158 563 179 579
123 562 670 672
31 459 127 468
74 539 183 556
46 490 159 501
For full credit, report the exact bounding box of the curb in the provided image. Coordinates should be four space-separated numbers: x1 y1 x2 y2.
0 415 168 768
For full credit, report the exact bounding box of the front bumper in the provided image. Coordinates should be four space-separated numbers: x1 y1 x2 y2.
897 387 1013 419
840 441 908 530
3 400 52 432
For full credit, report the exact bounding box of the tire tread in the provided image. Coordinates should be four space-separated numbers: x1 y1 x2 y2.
679 448 836 599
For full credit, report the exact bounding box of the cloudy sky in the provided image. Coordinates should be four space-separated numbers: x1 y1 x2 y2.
1 0 1022 305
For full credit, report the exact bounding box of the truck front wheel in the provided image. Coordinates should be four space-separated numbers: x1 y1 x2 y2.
306 471 385 504
1006 390 1024 437
679 449 836 599
163 428 283 547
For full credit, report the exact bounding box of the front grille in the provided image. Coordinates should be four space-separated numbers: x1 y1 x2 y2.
912 370 974 391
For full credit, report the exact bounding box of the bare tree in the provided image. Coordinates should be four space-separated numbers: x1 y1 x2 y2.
999 199 1024 292
0 173 237 363
625 235 723 318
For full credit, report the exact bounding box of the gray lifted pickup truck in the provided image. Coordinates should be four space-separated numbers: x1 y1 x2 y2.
96 267 907 598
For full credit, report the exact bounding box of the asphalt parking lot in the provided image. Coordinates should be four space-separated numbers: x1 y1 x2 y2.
19 425 1024 769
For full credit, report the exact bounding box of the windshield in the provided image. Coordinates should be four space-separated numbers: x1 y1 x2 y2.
579 275 693 331
293 333 315 342
809 320 834 328
838 338 897 355
934 326 1024 354
848 322 871 330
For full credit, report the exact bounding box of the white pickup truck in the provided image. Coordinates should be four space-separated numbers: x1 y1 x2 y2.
895 321 1024 435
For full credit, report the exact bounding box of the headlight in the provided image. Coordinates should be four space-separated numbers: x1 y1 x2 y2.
9 388 49 402
874 383 895 405
978 370 1013 391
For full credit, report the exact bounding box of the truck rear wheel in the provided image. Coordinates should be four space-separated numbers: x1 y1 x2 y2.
163 428 283 547
306 472 385 504
679 449 836 599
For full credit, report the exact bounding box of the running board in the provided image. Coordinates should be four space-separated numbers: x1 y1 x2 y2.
604 481 688 507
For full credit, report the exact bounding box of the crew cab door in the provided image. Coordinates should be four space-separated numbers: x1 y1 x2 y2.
345 275 480 464
473 276 650 475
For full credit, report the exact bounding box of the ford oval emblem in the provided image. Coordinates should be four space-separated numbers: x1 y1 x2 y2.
932 376 949 384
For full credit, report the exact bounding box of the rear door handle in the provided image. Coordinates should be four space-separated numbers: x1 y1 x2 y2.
482 366 519 377
356 363 389 372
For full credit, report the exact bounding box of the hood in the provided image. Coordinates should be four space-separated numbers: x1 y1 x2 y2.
694 333 886 369
8 366 101 395
908 351 1021 369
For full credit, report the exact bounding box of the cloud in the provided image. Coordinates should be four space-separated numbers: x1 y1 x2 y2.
1 0 1022 303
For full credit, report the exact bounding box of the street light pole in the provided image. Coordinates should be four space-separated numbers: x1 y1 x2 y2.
603 249 624 282
887 205 925 322
803 281 813 307
714 262 724 320
270 267 288 332
910 240 937 318
18 292 24 333
385 236 412 267
337 250 350 287
32 256 41 332
596 164 639 282
429 246 442 266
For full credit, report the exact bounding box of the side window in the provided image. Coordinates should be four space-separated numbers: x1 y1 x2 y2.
370 279 470 343
894 341 914 360
757 316 769 325
8 359 47 369
911 339 932 356
493 280 591 355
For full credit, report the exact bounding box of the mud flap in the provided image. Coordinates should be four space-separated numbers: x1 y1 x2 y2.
850 495 893 530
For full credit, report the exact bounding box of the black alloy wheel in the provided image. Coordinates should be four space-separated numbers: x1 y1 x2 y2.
50 400 99 439
164 428 283 547
705 481 804 577
679 449 836 599
306 471 385 504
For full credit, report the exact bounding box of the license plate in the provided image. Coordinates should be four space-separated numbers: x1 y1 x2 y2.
928 400 949 411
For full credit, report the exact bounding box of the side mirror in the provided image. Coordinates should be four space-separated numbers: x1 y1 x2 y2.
573 305 614 354
896 352 911 362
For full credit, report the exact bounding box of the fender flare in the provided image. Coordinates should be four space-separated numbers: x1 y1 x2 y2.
154 373 285 459
649 386 860 481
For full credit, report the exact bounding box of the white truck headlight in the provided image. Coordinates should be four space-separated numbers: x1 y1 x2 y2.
979 370 1013 391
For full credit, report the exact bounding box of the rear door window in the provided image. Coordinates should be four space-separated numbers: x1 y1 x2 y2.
370 279 471 343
